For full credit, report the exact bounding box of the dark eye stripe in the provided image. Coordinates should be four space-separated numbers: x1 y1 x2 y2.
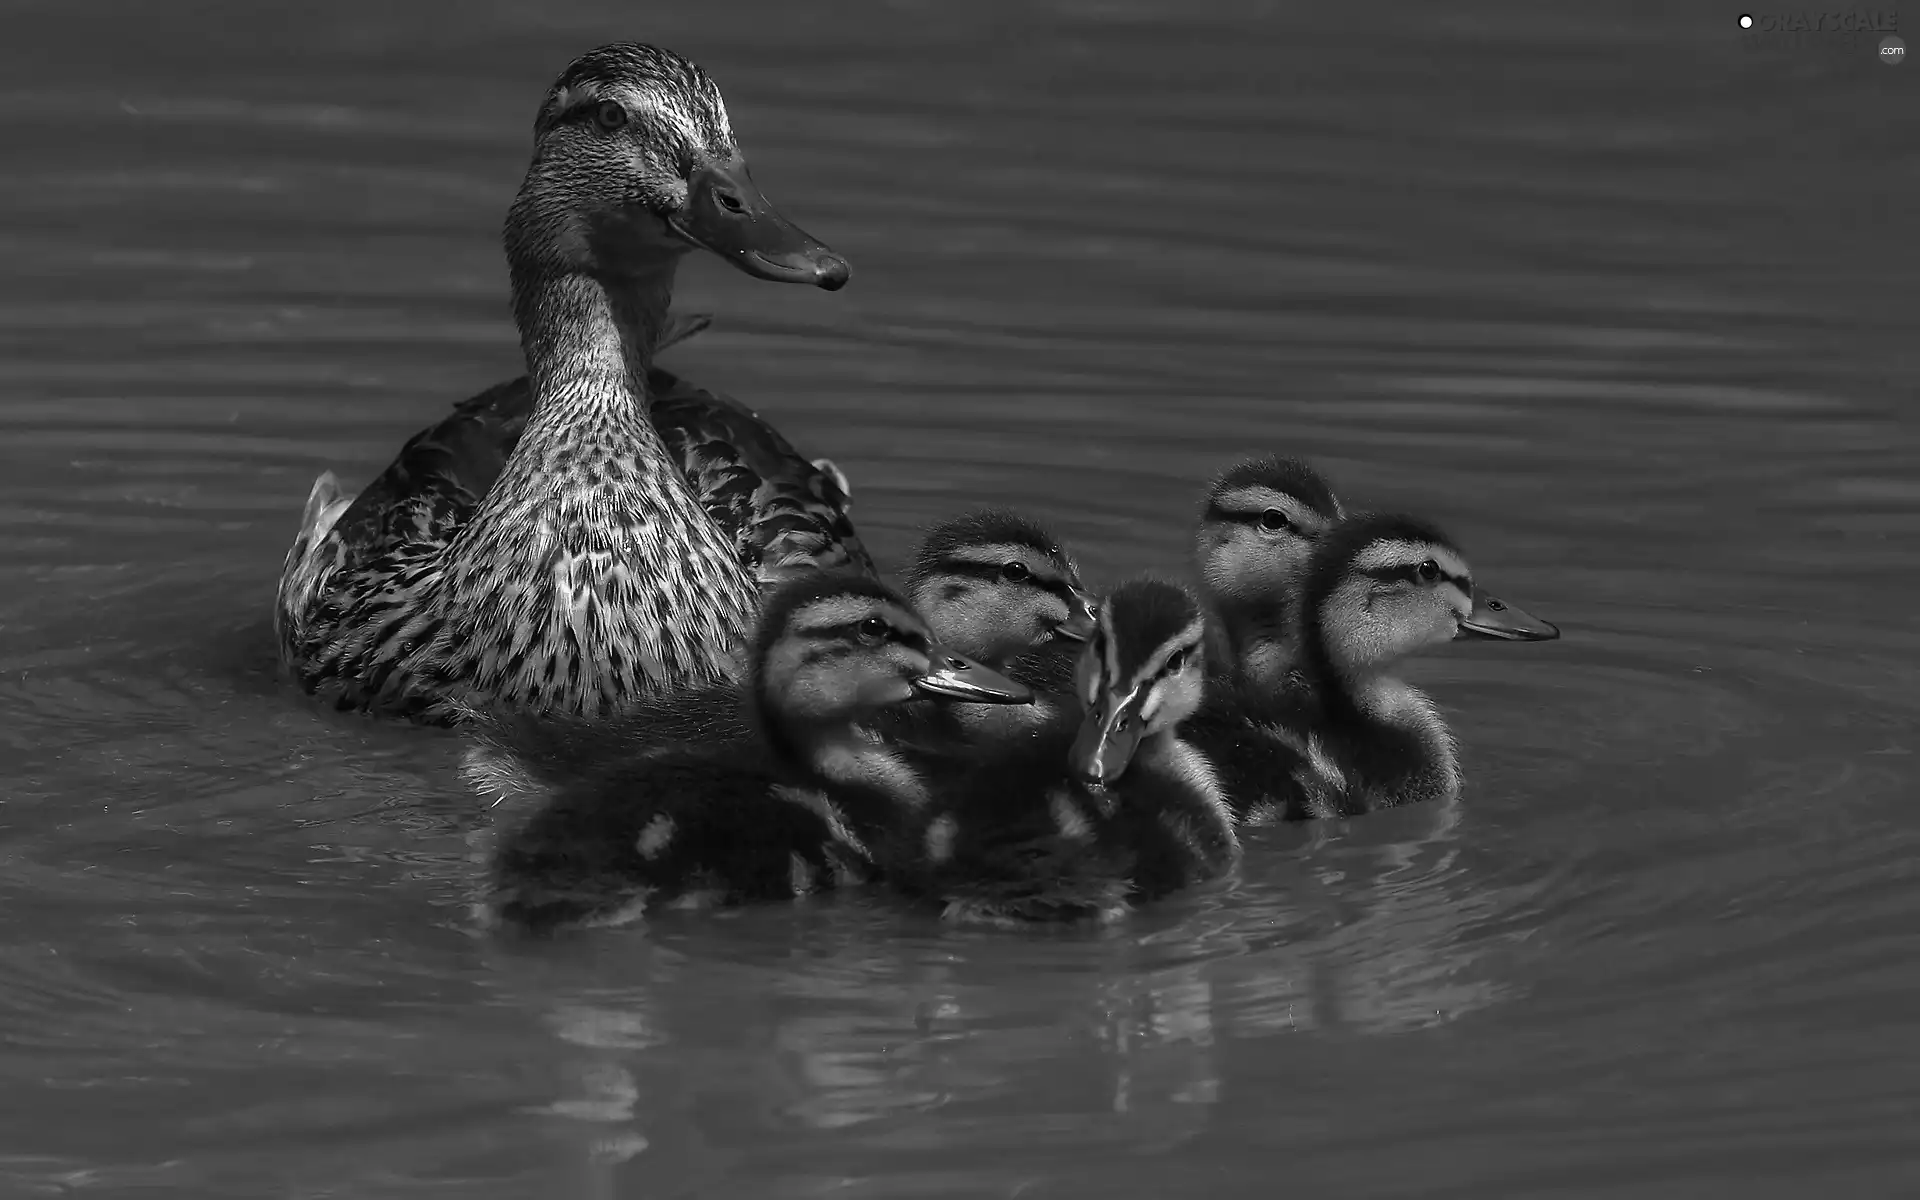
1205 500 1303 528
937 559 1078 602
804 619 928 650
1357 564 1471 589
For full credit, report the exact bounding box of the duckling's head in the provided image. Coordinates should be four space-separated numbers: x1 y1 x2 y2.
1193 455 1344 620
1067 579 1210 788
1301 513 1560 683
751 573 1032 742
508 42 848 288
906 509 1099 666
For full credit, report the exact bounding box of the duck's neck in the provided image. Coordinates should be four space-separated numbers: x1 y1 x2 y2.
513 262 674 393
436 261 758 714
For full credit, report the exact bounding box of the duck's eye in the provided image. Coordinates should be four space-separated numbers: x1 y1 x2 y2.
1415 560 1441 583
593 101 629 132
1165 647 1189 672
1000 561 1031 584
1258 509 1290 532
856 617 889 644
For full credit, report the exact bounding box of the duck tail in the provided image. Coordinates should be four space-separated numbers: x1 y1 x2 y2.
810 457 853 504
273 471 357 659
297 471 352 540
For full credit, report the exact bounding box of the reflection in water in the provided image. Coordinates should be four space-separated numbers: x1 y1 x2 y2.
494 787 1545 1190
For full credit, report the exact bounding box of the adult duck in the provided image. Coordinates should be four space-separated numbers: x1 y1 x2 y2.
276 43 861 724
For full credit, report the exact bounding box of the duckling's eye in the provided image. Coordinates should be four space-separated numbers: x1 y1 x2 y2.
856 617 890 644
1000 561 1031 584
1258 509 1290 533
593 101 629 132
1415 560 1441 584
1165 647 1190 672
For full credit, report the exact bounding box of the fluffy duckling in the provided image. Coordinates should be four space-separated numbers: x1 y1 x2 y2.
482 574 1032 931
907 510 1099 673
1184 512 1559 822
890 509 1099 744
1192 455 1345 693
892 579 1239 927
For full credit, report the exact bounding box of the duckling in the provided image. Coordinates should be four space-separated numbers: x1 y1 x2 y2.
1184 512 1560 822
1192 454 1345 693
277 43 862 724
890 578 1239 927
907 510 1098 671
482 573 1032 932
888 509 1100 744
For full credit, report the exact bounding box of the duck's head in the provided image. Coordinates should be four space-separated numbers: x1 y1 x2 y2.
1301 513 1560 681
906 509 1100 667
1067 579 1210 788
751 573 1033 743
1193 454 1345 620
507 42 849 289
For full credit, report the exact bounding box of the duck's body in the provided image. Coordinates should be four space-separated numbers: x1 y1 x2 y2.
428 320 872 586
1184 509 1560 822
481 573 1032 931
275 43 858 724
490 738 869 929
893 579 1239 926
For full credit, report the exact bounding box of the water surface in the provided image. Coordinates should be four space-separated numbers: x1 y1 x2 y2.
1 2 1916 1196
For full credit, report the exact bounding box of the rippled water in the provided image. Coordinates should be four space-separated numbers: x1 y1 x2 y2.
2 1 1915 1195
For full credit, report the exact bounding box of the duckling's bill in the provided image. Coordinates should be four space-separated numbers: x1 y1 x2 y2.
668 154 850 290
1069 691 1144 788
912 646 1034 704
1055 590 1101 642
1457 585 1561 642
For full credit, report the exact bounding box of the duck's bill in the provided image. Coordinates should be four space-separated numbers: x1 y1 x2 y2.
668 156 850 290
1053 592 1100 643
1457 585 1561 642
1067 696 1142 788
912 647 1033 705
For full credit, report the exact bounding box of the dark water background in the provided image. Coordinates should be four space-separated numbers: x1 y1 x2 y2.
1 1 1916 1195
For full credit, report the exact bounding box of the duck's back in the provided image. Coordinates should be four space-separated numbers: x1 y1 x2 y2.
1182 679 1337 823
649 374 875 580
490 740 896 932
